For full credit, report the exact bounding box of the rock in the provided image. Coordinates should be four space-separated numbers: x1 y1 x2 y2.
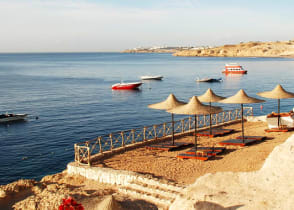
172 40 294 57
169 134 294 210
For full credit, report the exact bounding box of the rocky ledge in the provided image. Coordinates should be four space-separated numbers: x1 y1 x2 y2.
173 40 294 57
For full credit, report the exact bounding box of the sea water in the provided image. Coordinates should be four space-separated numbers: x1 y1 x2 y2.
0 52 294 184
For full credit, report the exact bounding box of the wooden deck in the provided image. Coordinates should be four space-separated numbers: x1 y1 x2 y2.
145 142 193 151
196 129 234 137
185 147 226 156
177 153 214 161
236 136 266 141
218 138 259 147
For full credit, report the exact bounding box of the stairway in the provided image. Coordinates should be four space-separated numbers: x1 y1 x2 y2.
116 178 185 209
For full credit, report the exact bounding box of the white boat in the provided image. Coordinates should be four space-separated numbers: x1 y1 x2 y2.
140 75 163 80
0 113 28 123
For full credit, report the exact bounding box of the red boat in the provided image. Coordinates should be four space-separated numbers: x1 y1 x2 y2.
111 82 142 90
222 63 247 74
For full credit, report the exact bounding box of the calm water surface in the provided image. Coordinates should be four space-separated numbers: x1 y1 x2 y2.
0 53 294 184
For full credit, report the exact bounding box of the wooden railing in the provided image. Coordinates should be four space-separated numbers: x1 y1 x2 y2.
75 107 253 165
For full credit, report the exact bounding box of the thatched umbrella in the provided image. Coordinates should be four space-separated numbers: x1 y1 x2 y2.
257 84 294 128
198 88 225 135
96 195 124 210
167 96 222 151
148 94 186 145
219 89 265 142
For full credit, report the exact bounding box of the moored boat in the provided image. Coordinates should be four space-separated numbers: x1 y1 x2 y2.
140 75 163 80
111 82 142 90
0 113 28 123
222 63 247 74
196 77 222 83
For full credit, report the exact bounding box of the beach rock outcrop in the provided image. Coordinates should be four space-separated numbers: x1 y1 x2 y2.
173 40 294 57
169 134 294 210
0 171 115 210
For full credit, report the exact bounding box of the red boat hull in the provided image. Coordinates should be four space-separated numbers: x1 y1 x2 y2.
222 70 247 74
112 82 142 90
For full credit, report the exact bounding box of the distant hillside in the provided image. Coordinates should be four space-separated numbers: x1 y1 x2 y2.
173 40 294 57
123 47 192 53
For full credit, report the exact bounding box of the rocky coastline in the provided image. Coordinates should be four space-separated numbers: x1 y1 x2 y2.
124 40 294 58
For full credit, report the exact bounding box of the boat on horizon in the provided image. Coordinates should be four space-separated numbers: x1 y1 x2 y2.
0 113 28 123
140 75 163 80
222 63 247 74
111 81 142 90
196 77 222 83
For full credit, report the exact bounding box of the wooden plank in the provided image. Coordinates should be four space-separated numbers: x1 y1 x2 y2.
177 153 213 161
218 138 257 147
236 136 266 140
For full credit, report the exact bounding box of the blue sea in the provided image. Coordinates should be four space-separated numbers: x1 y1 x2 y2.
0 53 294 185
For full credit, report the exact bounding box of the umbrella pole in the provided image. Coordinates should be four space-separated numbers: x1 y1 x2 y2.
278 99 280 128
209 102 212 135
194 115 197 153
241 103 245 143
172 113 175 146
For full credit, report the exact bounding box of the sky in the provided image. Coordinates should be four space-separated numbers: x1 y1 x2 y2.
0 0 293 52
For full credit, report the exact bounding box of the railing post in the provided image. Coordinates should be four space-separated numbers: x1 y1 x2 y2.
85 141 90 165
132 129 135 143
222 112 225 123
121 131 125 147
163 123 166 136
229 111 231 121
189 116 192 131
216 113 218 125
98 137 103 154
153 125 157 139
109 134 113 151
74 143 78 162
204 115 207 127
87 147 91 166
181 119 185 133
143 127 146 141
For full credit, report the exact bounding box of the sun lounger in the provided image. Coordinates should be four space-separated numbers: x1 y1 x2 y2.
185 147 226 156
197 129 234 137
236 136 266 141
177 152 214 161
218 138 258 147
146 142 193 151
265 126 294 132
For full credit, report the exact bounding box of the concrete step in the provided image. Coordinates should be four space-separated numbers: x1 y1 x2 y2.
117 187 173 209
124 183 179 200
133 177 185 193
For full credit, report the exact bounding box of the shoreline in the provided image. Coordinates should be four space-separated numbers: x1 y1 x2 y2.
1 120 294 209
123 40 294 58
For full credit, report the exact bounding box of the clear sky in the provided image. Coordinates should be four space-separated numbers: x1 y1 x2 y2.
0 0 293 52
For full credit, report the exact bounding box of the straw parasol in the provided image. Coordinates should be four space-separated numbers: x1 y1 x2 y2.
96 195 124 210
219 89 265 142
257 84 294 128
148 94 186 145
198 88 225 135
167 96 222 151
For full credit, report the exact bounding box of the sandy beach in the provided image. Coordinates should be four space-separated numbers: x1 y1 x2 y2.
2 120 294 209
93 121 292 185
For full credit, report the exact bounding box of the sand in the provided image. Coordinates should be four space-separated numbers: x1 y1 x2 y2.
93 121 293 185
3 121 293 209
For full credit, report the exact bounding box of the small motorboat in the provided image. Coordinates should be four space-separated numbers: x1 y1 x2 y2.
112 81 142 90
0 113 28 123
140 75 163 80
196 77 222 83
